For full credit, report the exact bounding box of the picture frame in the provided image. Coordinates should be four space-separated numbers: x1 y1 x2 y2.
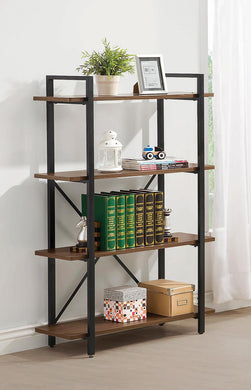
135 55 168 94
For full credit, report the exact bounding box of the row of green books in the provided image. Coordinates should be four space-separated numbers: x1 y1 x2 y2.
82 189 164 251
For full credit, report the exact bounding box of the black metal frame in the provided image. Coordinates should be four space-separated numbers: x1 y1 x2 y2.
43 73 205 357
165 73 205 334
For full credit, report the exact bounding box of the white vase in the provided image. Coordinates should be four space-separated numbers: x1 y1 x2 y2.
95 75 120 96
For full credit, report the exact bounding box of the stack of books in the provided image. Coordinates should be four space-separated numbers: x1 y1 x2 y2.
81 189 165 251
122 157 188 171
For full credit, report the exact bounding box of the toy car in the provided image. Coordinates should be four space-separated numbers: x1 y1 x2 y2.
142 145 166 160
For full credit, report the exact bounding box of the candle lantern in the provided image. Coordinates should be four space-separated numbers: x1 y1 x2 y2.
98 130 122 171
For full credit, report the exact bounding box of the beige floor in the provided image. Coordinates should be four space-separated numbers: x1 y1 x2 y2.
0 307 251 390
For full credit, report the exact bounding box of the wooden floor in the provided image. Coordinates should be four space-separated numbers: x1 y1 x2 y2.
1 307 251 390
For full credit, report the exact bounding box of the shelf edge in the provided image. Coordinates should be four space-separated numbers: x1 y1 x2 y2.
35 233 215 261
35 307 215 340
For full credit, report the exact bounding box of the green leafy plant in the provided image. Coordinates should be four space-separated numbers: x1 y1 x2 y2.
77 38 135 77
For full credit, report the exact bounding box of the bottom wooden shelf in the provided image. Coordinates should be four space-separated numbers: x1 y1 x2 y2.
35 306 215 340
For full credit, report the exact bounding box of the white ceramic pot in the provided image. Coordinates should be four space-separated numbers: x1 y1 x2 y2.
95 75 120 96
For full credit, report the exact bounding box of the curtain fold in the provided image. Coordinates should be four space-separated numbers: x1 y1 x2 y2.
212 0 251 303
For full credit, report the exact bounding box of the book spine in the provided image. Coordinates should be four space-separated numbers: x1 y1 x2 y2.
160 162 188 169
116 195 126 249
105 196 116 251
154 191 164 244
125 194 135 248
135 193 144 247
140 165 157 170
144 192 154 246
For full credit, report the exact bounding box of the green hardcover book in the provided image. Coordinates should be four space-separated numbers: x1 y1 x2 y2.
82 194 116 251
120 191 135 248
143 189 164 244
123 190 144 247
134 190 154 246
107 192 126 250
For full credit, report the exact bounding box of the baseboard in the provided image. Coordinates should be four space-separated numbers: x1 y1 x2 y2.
193 290 214 308
213 299 251 312
194 290 251 312
0 324 48 356
0 313 103 356
205 291 214 307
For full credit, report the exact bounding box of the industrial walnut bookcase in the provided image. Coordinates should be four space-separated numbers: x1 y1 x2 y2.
34 74 215 357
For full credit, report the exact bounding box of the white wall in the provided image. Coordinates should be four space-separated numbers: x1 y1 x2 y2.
0 0 209 354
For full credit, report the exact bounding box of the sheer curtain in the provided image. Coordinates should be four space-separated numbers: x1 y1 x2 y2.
212 0 251 303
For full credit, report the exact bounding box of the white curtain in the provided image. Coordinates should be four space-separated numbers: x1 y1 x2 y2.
212 0 251 303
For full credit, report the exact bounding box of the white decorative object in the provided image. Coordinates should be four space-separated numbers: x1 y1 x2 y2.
95 75 120 96
98 130 122 172
163 208 172 238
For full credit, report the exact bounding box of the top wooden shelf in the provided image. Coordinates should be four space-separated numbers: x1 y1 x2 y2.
33 92 214 103
34 164 215 182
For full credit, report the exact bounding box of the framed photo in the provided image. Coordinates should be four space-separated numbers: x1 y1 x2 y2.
136 55 167 94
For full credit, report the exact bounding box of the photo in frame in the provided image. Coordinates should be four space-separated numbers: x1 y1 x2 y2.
136 55 168 94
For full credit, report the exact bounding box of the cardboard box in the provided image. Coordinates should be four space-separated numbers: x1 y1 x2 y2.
104 285 147 323
139 279 195 317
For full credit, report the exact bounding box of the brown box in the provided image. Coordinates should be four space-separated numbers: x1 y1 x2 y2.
138 279 195 317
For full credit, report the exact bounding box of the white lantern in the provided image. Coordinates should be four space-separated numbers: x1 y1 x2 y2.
98 130 122 171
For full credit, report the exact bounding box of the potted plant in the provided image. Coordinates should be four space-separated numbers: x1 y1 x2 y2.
77 38 135 96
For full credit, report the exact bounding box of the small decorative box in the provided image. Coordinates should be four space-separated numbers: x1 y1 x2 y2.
104 285 147 323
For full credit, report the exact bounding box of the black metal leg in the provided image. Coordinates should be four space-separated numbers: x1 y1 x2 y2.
48 257 55 348
164 73 206 333
157 99 165 279
86 78 95 357
46 77 56 348
197 75 205 334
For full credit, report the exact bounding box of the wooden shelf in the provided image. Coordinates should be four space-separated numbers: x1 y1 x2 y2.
35 307 215 340
34 164 215 182
33 92 214 103
35 232 215 261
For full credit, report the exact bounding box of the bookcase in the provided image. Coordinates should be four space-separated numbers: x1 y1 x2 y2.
34 74 215 357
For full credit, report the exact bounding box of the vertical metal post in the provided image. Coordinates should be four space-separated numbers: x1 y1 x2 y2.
157 99 165 279
197 74 205 334
46 76 56 347
86 77 95 357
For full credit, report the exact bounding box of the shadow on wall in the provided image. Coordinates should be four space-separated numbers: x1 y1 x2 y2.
0 81 50 329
